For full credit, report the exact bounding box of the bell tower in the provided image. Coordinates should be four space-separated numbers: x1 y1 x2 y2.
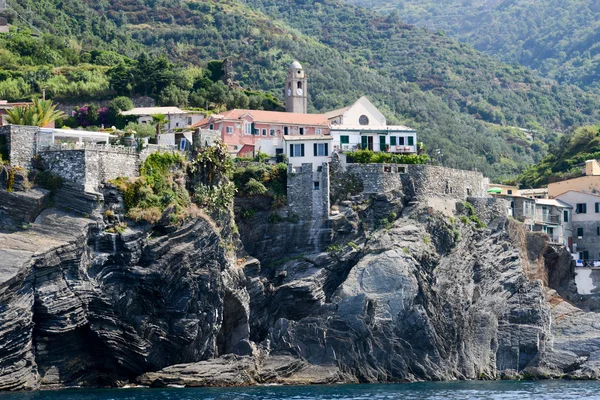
285 61 308 114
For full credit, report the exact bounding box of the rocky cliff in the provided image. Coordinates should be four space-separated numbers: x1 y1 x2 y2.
1 176 600 390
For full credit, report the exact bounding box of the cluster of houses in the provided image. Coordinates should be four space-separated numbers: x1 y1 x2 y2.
6 61 600 278
191 61 418 170
490 159 600 268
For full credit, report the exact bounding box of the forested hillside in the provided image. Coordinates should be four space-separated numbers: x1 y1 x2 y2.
3 0 600 179
519 125 600 188
346 0 600 91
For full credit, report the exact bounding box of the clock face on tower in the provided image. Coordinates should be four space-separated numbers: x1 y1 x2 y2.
287 88 292 97
296 88 303 96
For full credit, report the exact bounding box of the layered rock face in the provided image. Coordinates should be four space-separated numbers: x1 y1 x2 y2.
0 180 593 390
0 207 249 390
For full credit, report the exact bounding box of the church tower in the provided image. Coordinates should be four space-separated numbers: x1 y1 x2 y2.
285 61 308 114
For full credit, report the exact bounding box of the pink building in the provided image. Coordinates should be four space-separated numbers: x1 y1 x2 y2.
193 109 329 157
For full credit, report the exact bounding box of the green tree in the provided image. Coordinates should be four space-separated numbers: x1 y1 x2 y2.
6 98 66 127
151 113 169 135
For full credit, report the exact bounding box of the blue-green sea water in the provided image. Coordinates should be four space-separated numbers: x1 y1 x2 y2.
3 381 600 400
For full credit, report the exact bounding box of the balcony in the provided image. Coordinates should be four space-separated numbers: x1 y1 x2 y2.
534 214 560 225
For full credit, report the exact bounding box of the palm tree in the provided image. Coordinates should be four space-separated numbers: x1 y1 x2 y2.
6 98 65 127
151 113 169 136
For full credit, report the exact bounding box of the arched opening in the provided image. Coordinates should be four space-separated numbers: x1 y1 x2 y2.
297 81 302 89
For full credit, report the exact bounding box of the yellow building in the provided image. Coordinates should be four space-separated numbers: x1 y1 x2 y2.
548 160 600 198
487 183 520 196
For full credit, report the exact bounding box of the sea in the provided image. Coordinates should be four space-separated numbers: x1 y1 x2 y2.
3 381 600 400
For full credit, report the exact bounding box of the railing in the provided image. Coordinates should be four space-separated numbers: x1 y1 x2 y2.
576 260 600 268
549 236 565 245
534 214 560 224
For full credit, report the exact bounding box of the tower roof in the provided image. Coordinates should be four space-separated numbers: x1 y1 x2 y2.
290 60 303 69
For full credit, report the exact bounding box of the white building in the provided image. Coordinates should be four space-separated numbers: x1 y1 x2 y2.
326 97 418 154
121 107 204 130
283 135 333 170
555 190 600 262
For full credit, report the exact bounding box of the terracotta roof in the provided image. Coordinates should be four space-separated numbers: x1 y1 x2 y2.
324 106 350 120
193 109 329 127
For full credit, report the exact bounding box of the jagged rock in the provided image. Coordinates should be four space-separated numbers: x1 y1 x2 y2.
135 354 351 387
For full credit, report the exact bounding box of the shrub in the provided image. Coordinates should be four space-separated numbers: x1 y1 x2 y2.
241 208 256 220
34 170 63 192
245 178 268 196
268 213 283 224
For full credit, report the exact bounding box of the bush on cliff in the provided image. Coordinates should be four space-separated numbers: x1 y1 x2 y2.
233 163 287 202
112 152 191 224
346 150 429 165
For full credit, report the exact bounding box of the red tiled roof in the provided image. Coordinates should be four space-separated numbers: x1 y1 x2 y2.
193 109 329 128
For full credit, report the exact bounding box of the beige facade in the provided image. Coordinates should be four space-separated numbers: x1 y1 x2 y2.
487 183 519 196
548 160 600 197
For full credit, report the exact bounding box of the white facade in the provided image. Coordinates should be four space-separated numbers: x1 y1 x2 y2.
326 97 417 154
556 190 600 261
121 107 204 130
283 136 332 170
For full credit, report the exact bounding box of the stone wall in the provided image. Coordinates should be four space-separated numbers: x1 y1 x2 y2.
287 163 315 221
344 163 405 194
40 148 139 192
0 125 39 169
403 165 487 201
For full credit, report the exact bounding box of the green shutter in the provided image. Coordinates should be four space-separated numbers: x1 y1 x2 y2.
324 143 329 156
300 144 305 157
361 136 368 149
379 136 386 152
564 210 569 223
314 143 318 156
596 202 599 213
390 136 396 146
251 122 255 135
408 136 414 146
289 144 294 157
341 135 349 144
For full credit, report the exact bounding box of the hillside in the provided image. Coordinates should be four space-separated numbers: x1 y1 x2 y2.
345 0 600 91
519 125 600 188
3 0 600 178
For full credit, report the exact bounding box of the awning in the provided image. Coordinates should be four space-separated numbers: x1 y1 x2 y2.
487 187 503 193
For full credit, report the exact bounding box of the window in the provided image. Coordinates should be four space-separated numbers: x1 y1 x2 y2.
188 117 192 125
299 127 305 135
397 166 406 173
262 129 267 136
226 126 233 134
597 226 600 236
245 123 252 135
390 136 397 146
596 202 600 213
578 227 584 237
408 136 414 146
297 81 302 89
209 124 214 130
284 126 289 135
399 137 405 146
270 129 275 136
507 190 513 195
564 210 569 223
289 143 304 157
359 115 369 125
580 251 590 261
316 128 322 135
254 129 260 135
176 122 179 127
576 203 587 214
340 135 349 144
314 143 329 157
313 181 320 190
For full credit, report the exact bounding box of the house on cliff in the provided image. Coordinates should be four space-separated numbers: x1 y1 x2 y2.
121 107 204 130
326 97 418 155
